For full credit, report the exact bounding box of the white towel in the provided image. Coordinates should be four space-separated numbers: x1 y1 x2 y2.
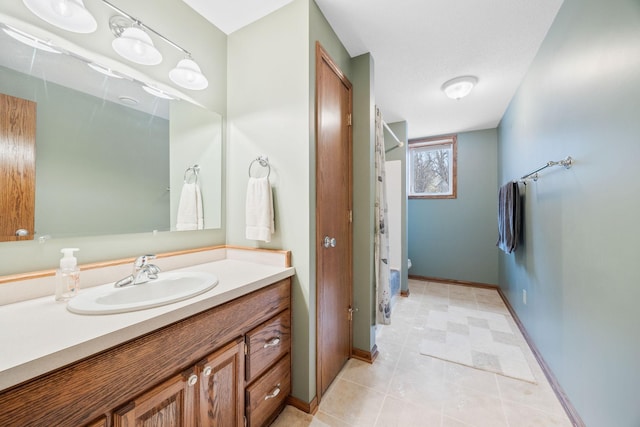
245 177 274 242
176 182 204 230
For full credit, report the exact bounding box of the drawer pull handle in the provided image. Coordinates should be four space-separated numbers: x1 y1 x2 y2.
264 384 281 400
187 374 198 387
263 336 281 348
203 366 213 377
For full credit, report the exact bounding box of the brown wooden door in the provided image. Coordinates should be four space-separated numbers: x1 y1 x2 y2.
113 369 197 427
198 339 244 427
315 42 353 400
0 93 36 242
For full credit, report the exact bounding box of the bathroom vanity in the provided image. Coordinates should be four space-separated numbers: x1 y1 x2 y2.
0 247 294 427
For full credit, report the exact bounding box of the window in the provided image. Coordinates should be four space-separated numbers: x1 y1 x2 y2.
408 135 457 199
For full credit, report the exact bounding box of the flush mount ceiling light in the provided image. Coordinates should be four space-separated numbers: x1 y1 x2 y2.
142 85 175 100
87 62 123 78
118 95 138 106
112 26 162 65
441 76 478 100
22 0 97 33
2 25 61 53
169 58 209 90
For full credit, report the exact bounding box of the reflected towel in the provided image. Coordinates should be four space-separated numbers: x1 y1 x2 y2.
245 177 274 242
176 182 203 230
496 181 521 253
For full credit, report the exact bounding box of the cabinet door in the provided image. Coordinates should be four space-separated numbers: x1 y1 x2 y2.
114 369 197 427
198 338 245 427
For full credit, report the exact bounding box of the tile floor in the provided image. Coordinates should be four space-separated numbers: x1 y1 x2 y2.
272 279 574 427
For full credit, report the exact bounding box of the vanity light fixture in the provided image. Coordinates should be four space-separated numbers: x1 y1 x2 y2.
112 26 162 65
87 62 123 78
103 0 209 91
169 58 209 90
142 85 175 100
441 75 478 100
22 0 97 33
2 24 61 53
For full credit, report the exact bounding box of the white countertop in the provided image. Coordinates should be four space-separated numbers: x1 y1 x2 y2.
0 258 294 390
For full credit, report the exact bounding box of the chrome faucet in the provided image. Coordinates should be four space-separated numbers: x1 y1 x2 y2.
114 255 161 288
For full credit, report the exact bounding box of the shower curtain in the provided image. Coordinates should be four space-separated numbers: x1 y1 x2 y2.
375 108 391 325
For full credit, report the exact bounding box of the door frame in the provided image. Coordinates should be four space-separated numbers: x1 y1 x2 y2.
314 41 353 403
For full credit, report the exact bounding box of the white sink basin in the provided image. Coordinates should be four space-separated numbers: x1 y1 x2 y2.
67 271 218 315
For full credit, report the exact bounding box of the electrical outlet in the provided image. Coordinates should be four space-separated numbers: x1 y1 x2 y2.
522 289 527 305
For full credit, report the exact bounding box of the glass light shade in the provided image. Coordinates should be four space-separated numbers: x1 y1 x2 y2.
22 0 97 33
2 25 61 53
441 76 478 100
112 27 162 65
142 85 175 100
169 58 208 90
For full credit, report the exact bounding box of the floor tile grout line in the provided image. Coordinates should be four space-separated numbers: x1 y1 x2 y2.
495 371 512 427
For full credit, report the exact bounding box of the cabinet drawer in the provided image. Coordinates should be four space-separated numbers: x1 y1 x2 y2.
245 310 291 383
245 354 290 427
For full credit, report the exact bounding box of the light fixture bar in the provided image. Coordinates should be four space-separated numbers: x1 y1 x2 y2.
100 0 191 57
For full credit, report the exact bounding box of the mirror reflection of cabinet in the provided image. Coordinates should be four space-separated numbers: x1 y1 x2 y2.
0 93 36 242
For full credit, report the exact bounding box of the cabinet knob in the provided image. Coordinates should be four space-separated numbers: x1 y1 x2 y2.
264 384 281 400
263 336 281 349
203 366 212 377
187 374 198 387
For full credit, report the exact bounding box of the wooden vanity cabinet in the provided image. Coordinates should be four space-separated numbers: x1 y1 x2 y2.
114 338 244 427
0 278 290 427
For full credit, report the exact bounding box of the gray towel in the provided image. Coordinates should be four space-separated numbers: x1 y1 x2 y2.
496 181 521 253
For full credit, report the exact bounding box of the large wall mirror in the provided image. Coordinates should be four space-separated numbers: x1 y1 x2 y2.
0 11 222 243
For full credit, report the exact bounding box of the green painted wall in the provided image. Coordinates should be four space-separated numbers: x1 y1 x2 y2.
350 53 376 353
497 0 640 425
0 0 227 275
227 0 375 403
227 0 312 401
408 129 499 285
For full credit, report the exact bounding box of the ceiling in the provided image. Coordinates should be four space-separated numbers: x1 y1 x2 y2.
184 0 563 139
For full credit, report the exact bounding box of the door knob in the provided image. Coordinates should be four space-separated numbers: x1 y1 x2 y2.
323 236 337 248
15 229 29 237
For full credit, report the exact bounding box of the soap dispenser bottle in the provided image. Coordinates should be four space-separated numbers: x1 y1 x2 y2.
55 248 80 302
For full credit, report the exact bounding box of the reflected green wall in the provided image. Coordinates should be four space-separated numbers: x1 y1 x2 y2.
497 0 640 425
0 66 170 238
408 129 499 285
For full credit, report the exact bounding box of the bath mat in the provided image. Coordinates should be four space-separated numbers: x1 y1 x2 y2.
419 305 536 383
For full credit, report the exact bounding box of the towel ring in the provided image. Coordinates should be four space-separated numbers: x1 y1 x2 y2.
248 156 271 178
184 165 200 184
